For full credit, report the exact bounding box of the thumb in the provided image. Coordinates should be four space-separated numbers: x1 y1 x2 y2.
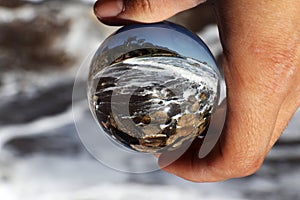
94 0 206 25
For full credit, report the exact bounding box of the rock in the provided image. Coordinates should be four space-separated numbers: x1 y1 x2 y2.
0 81 74 125
3 125 85 156
0 0 25 8
0 15 73 71
150 111 169 124
141 125 162 136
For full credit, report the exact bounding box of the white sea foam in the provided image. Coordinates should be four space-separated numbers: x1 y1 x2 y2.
126 56 219 89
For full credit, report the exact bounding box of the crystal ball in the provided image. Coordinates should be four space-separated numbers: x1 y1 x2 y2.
88 21 221 153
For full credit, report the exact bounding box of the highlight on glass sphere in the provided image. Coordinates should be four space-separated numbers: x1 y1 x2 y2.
87 21 222 153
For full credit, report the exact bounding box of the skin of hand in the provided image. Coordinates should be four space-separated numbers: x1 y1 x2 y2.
94 0 300 182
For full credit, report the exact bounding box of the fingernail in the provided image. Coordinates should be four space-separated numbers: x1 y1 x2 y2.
94 0 124 18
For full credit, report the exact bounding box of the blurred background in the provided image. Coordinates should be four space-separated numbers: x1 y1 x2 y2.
0 0 299 199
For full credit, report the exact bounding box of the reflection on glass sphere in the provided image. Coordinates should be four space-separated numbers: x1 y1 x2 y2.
87 21 221 153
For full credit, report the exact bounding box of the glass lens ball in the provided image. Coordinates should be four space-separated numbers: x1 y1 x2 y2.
88 21 221 153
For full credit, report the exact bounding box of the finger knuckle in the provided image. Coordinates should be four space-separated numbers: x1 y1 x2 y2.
140 0 152 13
126 0 152 13
228 155 264 178
250 34 299 76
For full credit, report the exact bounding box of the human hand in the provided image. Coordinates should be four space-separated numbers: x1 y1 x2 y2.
94 0 300 182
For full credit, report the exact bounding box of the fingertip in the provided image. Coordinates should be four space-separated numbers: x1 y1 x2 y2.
94 0 124 19
95 0 141 26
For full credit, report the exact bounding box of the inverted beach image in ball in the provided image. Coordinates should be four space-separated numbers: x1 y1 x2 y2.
87 21 223 153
